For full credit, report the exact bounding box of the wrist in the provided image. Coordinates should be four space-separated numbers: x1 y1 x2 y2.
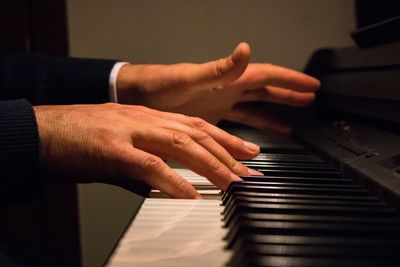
115 64 140 104
116 63 142 91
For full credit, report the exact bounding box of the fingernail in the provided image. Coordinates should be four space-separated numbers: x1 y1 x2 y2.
230 173 243 182
231 43 243 63
247 168 263 176
244 141 260 153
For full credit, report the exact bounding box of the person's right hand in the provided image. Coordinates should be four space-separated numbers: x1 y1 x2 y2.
33 103 262 198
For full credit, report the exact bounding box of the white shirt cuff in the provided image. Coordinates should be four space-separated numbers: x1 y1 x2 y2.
109 62 130 103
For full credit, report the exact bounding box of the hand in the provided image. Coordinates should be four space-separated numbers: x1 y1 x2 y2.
34 103 262 198
116 42 320 133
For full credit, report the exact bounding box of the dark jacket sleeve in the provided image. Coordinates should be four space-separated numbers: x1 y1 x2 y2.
0 53 118 183
0 52 117 105
0 99 39 183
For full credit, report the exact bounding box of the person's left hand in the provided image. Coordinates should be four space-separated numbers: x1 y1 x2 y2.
116 42 320 133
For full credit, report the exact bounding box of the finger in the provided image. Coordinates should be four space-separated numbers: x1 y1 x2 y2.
186 117 261 160
153 111 261 160
230 63 320 92
186 42 250 90
115 143 201 199
225 104 292 134
188 128 258 175
132 128 244 191
240 86 316 107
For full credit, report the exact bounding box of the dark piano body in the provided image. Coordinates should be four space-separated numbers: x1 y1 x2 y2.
222 30 400 266
107 10 400 267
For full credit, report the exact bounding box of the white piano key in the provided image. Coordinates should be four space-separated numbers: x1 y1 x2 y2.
150 168 221 199
106 199 230 267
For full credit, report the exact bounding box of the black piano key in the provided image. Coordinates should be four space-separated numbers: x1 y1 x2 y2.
240 159 333 164
259 148 310 154
238 158 335 164
236 220 400 236
223 196 385 214
228 234 400 266
255 153 321 159
239 160 333 166
257 169 343 178
221 182 370 203
247 161 334 168
248 159 328 165
221 191 380 206
224 212 400 237
229 181 360 190
245 244 400 258
232 254 400 267
222 196 387 220
225 212 399 228
224 200 395 220
222 193 383 216
229 243 400 267
241 176 352 184
222 141 400 267
239 161 333 166
233 234 400 249
250 157 325 164
243 165 337 172
225 219 400 249
223 202 397 227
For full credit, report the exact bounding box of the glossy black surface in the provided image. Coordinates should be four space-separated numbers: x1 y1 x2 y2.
222 144 400 267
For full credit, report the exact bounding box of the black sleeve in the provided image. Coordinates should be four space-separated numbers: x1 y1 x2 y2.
0 99 39 183
0 52 117 105
0 53 117 184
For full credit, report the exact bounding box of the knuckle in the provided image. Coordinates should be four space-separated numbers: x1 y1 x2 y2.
208 158 223 173
285 90 295 105
214 58 225 78
227 155 239 169
211 85 224 93
262 63 273 78
96 128 118 143
173 178 191 194
171 131 192 147
172 112 186 121
118 105 148 118
191 130 210 143
191 117 207 129
170 64 190 88
309 92 316 101
141 156 164 171
229 135 244 147
264 63 273 69
229 158 247 174
134 105 150 112
103 102 120 108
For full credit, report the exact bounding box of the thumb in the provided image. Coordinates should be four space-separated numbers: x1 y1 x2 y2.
189 42 250 90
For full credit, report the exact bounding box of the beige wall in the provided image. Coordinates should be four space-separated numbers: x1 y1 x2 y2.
66 1 355 267
67 0 355 70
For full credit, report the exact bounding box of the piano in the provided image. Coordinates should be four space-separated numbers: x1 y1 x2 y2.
105 5 400 267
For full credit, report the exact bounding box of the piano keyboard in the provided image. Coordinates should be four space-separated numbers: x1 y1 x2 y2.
107 144 400 267
105 198 229 267
149 168 221 199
